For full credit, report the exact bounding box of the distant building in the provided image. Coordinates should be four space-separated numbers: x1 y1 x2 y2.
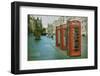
46 16 87 38
47 24 53 37
28 15 36 33
28 15 43 35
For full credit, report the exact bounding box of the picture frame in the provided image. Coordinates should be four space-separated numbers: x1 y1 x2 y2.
11 1 98 74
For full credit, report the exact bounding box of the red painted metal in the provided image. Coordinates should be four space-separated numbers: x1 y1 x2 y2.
68 20 81 56
60 24 67 50
56 26 61 47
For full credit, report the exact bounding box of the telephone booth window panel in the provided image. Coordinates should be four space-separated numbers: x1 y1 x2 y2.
66 23 69 50
68 20 81 56
60 24 67 50
56 26 61 47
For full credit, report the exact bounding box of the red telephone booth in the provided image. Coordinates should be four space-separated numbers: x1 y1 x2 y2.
68 20 81 56
56 26 61 47
60 24 67 50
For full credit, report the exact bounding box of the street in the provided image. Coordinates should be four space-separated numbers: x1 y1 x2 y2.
28 33 87 61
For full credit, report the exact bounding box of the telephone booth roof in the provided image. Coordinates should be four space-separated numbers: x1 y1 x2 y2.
68 20 81 27
56 26 60 29
60 24 67 28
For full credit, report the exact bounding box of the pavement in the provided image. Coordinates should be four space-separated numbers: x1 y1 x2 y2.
28 33 88 61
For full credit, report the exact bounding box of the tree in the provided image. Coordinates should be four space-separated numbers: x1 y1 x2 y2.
42 28 46 35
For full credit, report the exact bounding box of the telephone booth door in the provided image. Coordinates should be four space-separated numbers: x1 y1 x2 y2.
60 24 67 50
68 20 81 56
56 26 61 47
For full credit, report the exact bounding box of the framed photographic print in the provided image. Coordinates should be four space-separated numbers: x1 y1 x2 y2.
11 1 98 74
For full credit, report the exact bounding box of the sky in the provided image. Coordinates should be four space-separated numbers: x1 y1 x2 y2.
31 15 60 28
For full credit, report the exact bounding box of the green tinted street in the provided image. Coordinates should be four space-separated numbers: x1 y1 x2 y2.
28 34 67 60
28 34 87 61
